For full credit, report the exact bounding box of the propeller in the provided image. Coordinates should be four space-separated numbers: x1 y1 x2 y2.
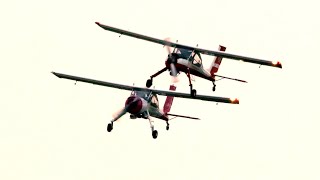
164 38 179 83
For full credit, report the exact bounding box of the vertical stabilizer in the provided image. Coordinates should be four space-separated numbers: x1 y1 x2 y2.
210 45 226 76
163 85 176 114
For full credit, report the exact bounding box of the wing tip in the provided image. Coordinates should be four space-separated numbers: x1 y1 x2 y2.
230 98 239 104
95 21 100 25
272 61 282 68
51 71 61 78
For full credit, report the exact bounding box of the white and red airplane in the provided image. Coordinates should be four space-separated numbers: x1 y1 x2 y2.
52 72 239 139
95 22 282 97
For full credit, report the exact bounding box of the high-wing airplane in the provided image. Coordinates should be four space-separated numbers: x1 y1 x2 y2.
95 22 282 97
52 72 239 139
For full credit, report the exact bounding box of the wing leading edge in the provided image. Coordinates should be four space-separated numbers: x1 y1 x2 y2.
52 72 239 104
95 22 282 68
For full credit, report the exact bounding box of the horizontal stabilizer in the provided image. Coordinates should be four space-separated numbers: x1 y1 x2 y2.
167 113 200 120
215 74 247 83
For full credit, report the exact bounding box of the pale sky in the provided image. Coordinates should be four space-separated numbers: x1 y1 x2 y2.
1 0 320 179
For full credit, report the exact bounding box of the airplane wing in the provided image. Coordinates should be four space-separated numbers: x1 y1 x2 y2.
95 22 282 68
52 72 239 104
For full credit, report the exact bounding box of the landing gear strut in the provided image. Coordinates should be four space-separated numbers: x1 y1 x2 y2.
107 109 126 133
186 68 197 98
166 121 170 131
147 111 158 139
212 81 216 92
146 67 167 88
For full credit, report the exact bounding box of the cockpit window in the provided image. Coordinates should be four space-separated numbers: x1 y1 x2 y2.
150 95 159 107
192 53 202 67
135 91 149 100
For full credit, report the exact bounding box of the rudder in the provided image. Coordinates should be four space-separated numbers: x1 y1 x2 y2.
163 85 176 114
210 45 226 76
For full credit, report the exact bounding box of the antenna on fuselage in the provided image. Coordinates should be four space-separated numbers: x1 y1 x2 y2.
131 83 135 95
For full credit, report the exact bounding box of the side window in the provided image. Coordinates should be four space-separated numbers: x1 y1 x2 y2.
151 96 159 106
192 56 202 67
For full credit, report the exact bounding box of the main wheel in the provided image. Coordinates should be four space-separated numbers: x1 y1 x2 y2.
152 130 158 139
166 125 169 131
146 79 152 88
191 89 197 98
107 123 113 132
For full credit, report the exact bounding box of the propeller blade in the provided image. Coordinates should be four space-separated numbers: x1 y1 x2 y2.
169 63 179 83
172 75 179 83
164 37 173 54
169 63 177 76
165 37 179 83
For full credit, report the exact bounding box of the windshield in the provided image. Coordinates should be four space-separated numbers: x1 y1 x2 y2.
176 48 202 66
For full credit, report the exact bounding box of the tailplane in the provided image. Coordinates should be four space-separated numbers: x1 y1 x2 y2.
163 85 200 120
166 113 200 120
210 45 226 76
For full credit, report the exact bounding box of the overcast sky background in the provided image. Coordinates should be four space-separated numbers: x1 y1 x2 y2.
1 0 320 179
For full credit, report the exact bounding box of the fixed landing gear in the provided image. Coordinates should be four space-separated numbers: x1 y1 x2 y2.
152 130 158 139
147 111 159 139
186 68 197 98
146 79 153 88
107 122 113 132
166 121 170 130
146 67 168 88
191 89 197 98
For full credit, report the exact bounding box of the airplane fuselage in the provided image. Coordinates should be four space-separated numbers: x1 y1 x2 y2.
165 58 215 82
125 94 168 121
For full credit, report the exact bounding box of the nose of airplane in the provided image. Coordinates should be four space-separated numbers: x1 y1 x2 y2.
125 96 143 114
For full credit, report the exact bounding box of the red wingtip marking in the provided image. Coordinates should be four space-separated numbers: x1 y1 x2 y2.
95 22 100 25
272 61 282 68
231 98 239 104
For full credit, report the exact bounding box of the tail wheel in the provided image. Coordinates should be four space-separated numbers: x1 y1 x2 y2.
152 130 158 139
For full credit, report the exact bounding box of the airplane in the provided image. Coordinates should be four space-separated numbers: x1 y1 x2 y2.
95 22 282 97
52 72 239 139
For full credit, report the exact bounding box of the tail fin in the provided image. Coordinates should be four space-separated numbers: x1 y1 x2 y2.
210 45 226 76
163 85 176 114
